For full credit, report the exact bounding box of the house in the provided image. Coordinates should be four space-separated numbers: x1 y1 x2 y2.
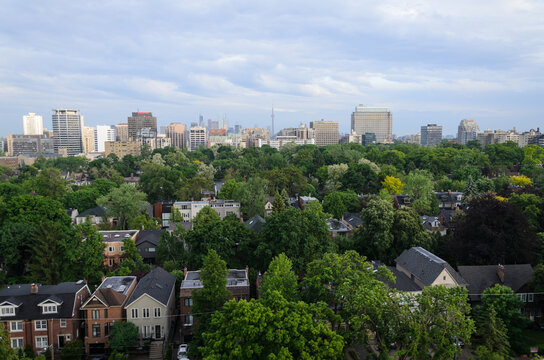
136 230 162 265
392 195 413 209
342 212 363 230
180 268 250 340
435 191 464 209
80 276 137 355
421 215 447 235
0 281 90 353
439 208 461 232
244 215 266 233
155 200 241 226
99 230 139 268
370 260 423 293
125 268 176 348
327 218 352 238
264 197 274 217
75 206 113 226
395 247 467 290
124 173 140 186
457 264 539 320
66 208 79 223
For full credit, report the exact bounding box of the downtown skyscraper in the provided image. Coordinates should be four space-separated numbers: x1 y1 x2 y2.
52 109 83 155
351 105 393 143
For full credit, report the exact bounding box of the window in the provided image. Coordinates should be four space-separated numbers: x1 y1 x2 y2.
35 336 48 348
154 308 161 318
184 298 193 307
60 319 67 328
10 321 23 332
143 308 150 318
184 315 193 326
131 308 138 319
11 338 23 348
1 306 15 316
104 309 108 319
42 304 57 314
92 324 101 337
65 334 71 341
120 247 124 252
528 293 534 302
35 320 47 331
143 325 151 338
521 293 527 302
108 246 114 252
92 310 100 320
443 276 446 281
148 247 156 252
104 323 109 336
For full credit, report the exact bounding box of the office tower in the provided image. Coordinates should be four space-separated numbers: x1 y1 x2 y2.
7 134 54 156
23 113 43 135
420 124 443 147
52 109 84 155
116 123 129 142
351 105 393 143
165 122 187 148
234 124 241 134
310 120 339 146
82 126 95 154
457 119 480 145
127 112 157 140
94 125 117 152
189 126 207 151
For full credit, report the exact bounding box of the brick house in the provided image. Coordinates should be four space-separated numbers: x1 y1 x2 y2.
0 281 90 353
180 268 249 341
99 230 139 268
80 276 137 355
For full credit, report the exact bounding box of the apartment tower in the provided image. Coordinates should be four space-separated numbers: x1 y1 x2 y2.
420 124 443 147
351 105 393 143
127 112 157 140
165 123 187 148
457 119 480 145
189 126 207 151
310 120 339 146
52 109 84 155
22 112 43 135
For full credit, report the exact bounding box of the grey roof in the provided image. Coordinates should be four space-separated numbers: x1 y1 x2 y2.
457 264 534 301
136 230 162 247
99 230 138 242
182 269 249 289
395 247 467 287
0 282 88 321
370 261 421 292
97 276 136 295
126 267 176 307
327 218 350 232
343 213 363 229
78 206 107 217
245 215 266 232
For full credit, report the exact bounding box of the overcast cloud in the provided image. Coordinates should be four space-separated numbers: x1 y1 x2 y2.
1 0 543 136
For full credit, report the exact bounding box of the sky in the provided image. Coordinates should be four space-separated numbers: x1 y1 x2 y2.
1 0 544 138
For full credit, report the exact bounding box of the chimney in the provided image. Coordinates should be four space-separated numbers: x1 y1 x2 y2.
30 283 38 294
448 190 452 195
183 267 188 278
497 264 505 283
245 266 249 279
130 173 134 179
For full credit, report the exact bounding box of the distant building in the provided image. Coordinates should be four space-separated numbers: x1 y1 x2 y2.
94 125 116 153
241 128 270 148
82 126 95 154
165 123 186 148
105 140 141 158
310 120 339 146
99 230 139 268
115 123 129 142
351 105 392 143
154 200 241 226
420 124 442 147
209 128 226 137
188 126 207 151
128 112 157 140
22 112 43 135
457 119 480 145
6 134 54 156
52 109 84 155
362 132 377 146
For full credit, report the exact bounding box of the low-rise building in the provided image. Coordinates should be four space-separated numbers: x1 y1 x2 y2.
155 200 241 226
99 230 139 268
135 230 162 265
80 276 137 355
0 281 90 353
75 206 112 226
180 268 250 339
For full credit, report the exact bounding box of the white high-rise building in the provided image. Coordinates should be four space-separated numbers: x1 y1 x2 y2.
23 113 44 135
351 105 393 143
94 125 117 152
52 109 84 155
457 119 480 145
189 126 207 151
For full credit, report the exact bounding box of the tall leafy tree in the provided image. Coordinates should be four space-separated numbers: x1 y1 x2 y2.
232 177 269 218
108 322 139 352
34 168 67 199
96 184 148 229
322 191 347 219
260 253 298 302
353 198 395 262
74 223 106 286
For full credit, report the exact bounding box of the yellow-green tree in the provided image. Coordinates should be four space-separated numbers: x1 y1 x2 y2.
381 175 404 194
509 175 532 187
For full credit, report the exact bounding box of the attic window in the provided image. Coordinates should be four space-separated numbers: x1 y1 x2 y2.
1 306 15 316
42 304 57 314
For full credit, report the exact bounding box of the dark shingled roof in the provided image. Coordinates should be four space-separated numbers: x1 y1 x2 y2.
457 264 534 301
395 247 467 287
126 267 176 307
245 215 266 232
94 288 127 306
0 282 88 321
78 206 107 217
371 261 422 292
136 229 162 247
343 213 363 229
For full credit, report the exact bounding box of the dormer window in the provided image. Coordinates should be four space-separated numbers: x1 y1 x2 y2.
42 304 57 314
38 299 62 314
1 305 16 316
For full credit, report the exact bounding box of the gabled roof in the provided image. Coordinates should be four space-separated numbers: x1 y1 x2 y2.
0 282 88 320
78 206 107 217
136 230 162 247
245 215 266 232
457 264 534 301
125 267 176 307
371 260 421 292
395 247 466 287
343 213 363 229
94 288 127 306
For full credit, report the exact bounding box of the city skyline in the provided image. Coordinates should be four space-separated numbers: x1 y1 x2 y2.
1 1 544 137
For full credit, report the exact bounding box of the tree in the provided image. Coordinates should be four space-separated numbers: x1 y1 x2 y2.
404 170 434 214
74 223 106 286
176 177 212 201
96 184 148 229
389 208 434 263
473 307 510 359
60 340 84 360
232 177 268 218
0 323 18 360
448 194 539 265
139 164 184 203
128 214 160 230
260 253 298 302
464 174 478 201
197 163 216 182
382 175 404 195
118 237 150 275
216 179 244 200
28 222 69 284
108 322 139 352
190 250 232 359
62 188 100 213
508 193 543 230
257 208 334 275
510 175 532 187
322 191 347 219
200 293 344 360
325 163 349 192
34 168 66 199
271 191 285 214
354 198 395 262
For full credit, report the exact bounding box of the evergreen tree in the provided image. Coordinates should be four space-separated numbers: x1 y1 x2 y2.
464 174 478 202
474 306 510 358
272 190 285 214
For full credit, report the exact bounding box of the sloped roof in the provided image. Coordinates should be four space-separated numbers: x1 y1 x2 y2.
136 230 162 247
125 267 176 307
78 206 107 217
0 282 88 321
343 213 363 229
395 247 467 287
245 215 266 232
457 264 533 301
370 261 421 292
93 288 128 306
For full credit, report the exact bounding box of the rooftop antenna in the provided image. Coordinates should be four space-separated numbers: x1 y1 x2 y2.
271 106 275 137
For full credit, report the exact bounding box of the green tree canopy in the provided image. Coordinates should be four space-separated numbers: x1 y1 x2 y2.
260 253 298 302
108 322 139 352
96 184 148 229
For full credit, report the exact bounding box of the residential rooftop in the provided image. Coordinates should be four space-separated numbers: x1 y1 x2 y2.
97 276 137 295
181 269 249 289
